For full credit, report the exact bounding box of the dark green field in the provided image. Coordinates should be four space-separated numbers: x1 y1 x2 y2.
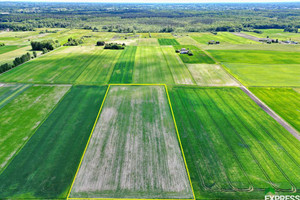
169 87 300 199
109 46 137 83
158 38 180 45
174 45 215 64
0 85 107 199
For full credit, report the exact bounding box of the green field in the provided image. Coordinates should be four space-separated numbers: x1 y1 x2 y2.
243 29 300 42
0 85 70 173
109 46 137 83
0 85 107 199
0 84 31 109
223 63 300 86
169 87 300 199
161 46 195 84
0 45 32 65
250 87 300 132
186 64 238 86
70 85 193 199
191 32 260 45
133 46 174 84
174 45 215 64
158 38 180 45
0 45 25 55
138 38 159 46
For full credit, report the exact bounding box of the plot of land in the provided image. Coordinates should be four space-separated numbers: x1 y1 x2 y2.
0 45 25 55
223 63 300 86
161 46 195 84
191 32 259 45
138 38 159 46
0 85 107 199
0 84 31 109
250 87 300 132
169 87 300 199
174 45 215 64
109 46 137 83
0 45 32 65
243 29 300 42
75 49 122 84
0 85 70 173
187 64 238 86
70 85 193 199
158 38 180 45
133 46 174 84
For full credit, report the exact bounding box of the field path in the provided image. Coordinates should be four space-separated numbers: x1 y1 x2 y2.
240 86 300 141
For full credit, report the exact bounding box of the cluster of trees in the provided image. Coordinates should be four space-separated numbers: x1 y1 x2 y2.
0 52 36 74
63 37 83 46
96 41 105 46
39 29 59 34
284 26 298 33
104 43 126 49
31 40 60 51
102 25 136 33
0 43 5 46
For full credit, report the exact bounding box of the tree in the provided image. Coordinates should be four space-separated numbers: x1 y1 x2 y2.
33 51 37 58
96 41 105 46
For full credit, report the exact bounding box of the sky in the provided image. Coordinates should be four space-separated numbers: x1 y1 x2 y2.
0 0 300 2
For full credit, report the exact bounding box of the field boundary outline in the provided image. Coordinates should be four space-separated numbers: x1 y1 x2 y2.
67 83 195 200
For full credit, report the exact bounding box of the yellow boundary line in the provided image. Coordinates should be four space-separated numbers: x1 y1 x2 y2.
66 85 111 199
67 84 195 200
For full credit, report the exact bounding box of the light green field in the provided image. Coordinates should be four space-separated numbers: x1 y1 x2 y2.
174 45 215 64
243 29 300 41
138 38 159 46
191 32 259 45
0 31 39 45
158 38 180 45
208 50 300 64
223 63 300 86
250 87 300 132
187 64 238 86
0 84 31 109
0 85 70 173
133 46 174 84
139 32 174 38
175 36 198 45
202 43 300 51
161 46 195 84
0 45 32 65
75 49 122 85
0 46 109 84
169 87 300 199
0 45 25 55
70 85 193 199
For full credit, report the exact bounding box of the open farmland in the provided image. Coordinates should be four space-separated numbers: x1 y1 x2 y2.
138 38 159 46
0 85 70 173
169 87 300 199
174 45 215 64
187 64 238 86
249 87 300 132
161 46 195 84
242 29 300 42
133 46 174 84
69 85 193 199
158 38 180 45
0 45 25 55
0 84 31 109
0 45 32 65
0 85 107 199
109 46 137 83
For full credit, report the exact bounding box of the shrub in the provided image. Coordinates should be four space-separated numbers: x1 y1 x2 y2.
63 37 83 46
31 40 60 51
0 43 5 46
96 41 105 46
104 43 125 49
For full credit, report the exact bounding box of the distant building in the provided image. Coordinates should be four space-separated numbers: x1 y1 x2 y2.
208 40 220 45
180 48 189 54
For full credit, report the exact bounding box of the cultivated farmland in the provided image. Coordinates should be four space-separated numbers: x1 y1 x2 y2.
174 45 215 64
70 85 193 199
0 85 107 199
158 38 180 45
169 87 300 199
250 87 300 132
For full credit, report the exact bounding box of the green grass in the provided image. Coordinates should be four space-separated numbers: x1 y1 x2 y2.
0 46 110 84
109 46 137 83
158 38 180 45
208 50 300 64
161 46 195 84
0 84 31 109
186 64 238 86
169 87 300 199
174 45 215 64
133 46 174 84
243 29 300 42
191 32 259 45
138 38 159 46
249 87 300 132
0 85 70 173
0 45 25 55
0 85 107 199
0 45 32 65
223 63 300 86
75 49 122 85
69 85 193 199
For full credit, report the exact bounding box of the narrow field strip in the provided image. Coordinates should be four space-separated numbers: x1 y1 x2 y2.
168 87 300 199
158 38 180 45
0 85 107 199
0 85 70 173
161 46 195 85
133 46 174 84
69 85 193 199
0 84 31 109
109 46 137 83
